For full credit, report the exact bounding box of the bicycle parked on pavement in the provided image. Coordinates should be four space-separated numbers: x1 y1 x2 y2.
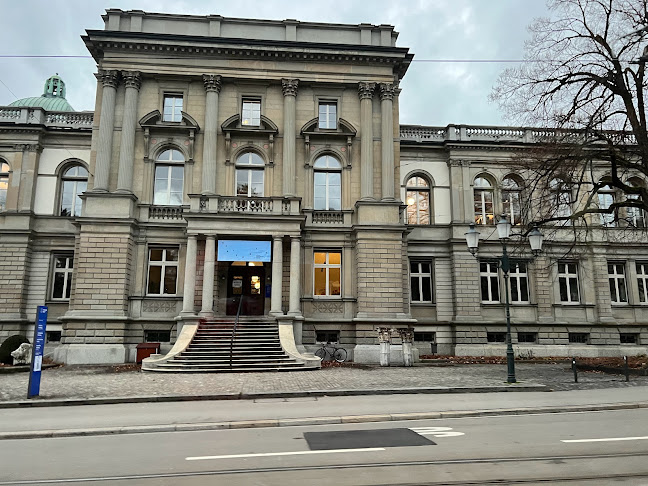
315 341 347 362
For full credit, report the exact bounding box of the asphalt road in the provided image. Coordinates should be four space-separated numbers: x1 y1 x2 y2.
1 408 647 485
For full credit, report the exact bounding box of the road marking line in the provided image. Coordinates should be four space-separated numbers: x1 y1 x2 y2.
562 436 648 443
186 447 386 461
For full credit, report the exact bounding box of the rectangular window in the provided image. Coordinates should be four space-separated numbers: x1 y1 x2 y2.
147 247 179 295
608 262 628 304
569 332 589 344
558 262 580 303
144 330 172 342
487 332 506 343
637 262 648 303
517 332 538 343
242 99 261 126
318 101 337 129
509 262 529 303
316 330 339 343
620 333 639 344
414 332 436 342
46 330 62 343
51 254 73 300
480 261 500 303
163 94 183 122
410 261 433 303
314 251 341 297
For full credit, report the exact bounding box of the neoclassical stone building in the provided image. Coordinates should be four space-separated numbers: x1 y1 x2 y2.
0 10 646 366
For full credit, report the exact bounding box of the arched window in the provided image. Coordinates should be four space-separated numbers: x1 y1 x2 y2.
597 181 616 226
474 176 494 225
60 164 88 216
405 175 430 224
627 179 645 228
502 175 522 226
153 149 184 206
313 155 341 210
236 152 264 197
0 161 9 211
549 177 573 223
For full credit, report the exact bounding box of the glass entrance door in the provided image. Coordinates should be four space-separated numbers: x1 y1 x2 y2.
226 263 265 316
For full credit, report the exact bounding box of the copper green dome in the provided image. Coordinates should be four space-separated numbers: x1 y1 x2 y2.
9 74 75 112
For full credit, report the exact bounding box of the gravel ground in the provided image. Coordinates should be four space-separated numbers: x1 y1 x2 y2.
2 363 647 402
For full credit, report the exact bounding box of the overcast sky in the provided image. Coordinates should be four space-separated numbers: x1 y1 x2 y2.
0 0 549 126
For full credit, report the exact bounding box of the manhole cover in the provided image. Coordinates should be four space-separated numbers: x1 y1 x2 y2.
304 428 436 450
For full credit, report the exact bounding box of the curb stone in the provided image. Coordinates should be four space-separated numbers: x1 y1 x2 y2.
1 401 646 441
0 384 550 409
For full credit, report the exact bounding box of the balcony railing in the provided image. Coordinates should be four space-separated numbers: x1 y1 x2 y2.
312 211 344 224
148 205 185 220
400 124 637 145
189 195 301 216
0 106 94 128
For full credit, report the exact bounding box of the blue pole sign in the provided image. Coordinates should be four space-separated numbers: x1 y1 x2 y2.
28 306 48 398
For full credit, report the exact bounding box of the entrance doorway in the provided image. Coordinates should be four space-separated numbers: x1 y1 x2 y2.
226 262 265 316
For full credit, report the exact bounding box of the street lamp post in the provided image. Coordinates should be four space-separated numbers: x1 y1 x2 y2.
465 216 543 384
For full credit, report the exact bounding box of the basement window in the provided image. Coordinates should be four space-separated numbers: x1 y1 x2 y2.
316 331 339 344
620 333 639 344
144 330 171 342
517 332 538 344
487 332 506 343
568 333 589 344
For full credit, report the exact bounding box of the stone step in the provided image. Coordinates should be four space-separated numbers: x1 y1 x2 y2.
157 362 304 370
172 357 295 363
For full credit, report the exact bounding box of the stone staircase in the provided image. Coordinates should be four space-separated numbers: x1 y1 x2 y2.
150 318 311 372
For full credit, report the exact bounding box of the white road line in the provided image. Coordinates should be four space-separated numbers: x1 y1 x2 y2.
562 436 648 443
186 447 386 461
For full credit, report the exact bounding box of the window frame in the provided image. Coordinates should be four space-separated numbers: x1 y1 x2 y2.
405 175 431 225
241 98 261 127
597 183 617 227
313 155 342 210
474 176 495 225
508 261 530 304
0 161 9 211
636 262 648 304
146 247 179 296
410 260 434 304
59 164 88 217
153 149 185 206
235 151 265 197
550 178 573 224
162 93 183 122
313 250 342 298
480 260 500 304
318 101 338 129
50 253 74 301
501 175 523 226
558 262 580 304
608 262 628 304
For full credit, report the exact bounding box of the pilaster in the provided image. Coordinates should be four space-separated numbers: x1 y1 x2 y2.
93 69 120 192
270 235 284 315
116 71 141 193
200 236 216 317
181 235 198 315
288 235 302 316
202 74 222 194
379 82 395 200
358 82 375 200
282 79 299 197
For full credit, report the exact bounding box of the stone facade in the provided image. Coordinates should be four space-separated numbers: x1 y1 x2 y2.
0 9 647 363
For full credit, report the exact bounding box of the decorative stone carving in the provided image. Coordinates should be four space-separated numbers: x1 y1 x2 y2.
379 83 395 101
13 143 42 152
377 327 392 343
358 82 376 100
96 69 119 89
11 343 32 365
281 78 299 97
122 71 142 90
313 301 343 313
142 300 177 313
203 74 222 93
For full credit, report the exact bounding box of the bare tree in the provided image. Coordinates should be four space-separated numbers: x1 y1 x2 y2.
491 0 648 227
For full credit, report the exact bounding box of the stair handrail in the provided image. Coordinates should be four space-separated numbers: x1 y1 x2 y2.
231 295 243 368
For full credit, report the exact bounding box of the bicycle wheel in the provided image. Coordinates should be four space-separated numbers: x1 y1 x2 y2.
315 347 327 360
333 347 347 363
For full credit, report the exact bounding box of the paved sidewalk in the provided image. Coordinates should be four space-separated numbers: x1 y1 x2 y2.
2 362 647 405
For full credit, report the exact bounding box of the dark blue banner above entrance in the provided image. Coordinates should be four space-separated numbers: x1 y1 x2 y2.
217 240 271 262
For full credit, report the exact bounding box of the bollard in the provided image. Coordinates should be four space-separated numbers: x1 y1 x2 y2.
377 328 391 367
624 355 630 382
572 357 578 383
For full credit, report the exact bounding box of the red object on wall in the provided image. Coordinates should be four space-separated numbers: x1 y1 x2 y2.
136 342 160 363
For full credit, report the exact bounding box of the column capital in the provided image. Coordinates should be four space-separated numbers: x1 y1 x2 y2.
379 82 395 101
272 235 284 242
290 235 301 242
281 78 299 97
358 82 376 100
203 74 223 93
122 71 142 90
95 69 120 89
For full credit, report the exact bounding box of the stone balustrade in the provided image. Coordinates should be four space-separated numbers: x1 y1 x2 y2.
0 106 94 128
189 194 301 216
148 205 185 220
400 124 637 145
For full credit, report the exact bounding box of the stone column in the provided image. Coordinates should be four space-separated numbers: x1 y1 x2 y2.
379 83 395 200
94 70 120 192
270 235 283 315
116 71 142 193
200 236 216 317
202 75 222 194
181 235 198 315
281 79 299 197
358 82 376 200
288 236 302 316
